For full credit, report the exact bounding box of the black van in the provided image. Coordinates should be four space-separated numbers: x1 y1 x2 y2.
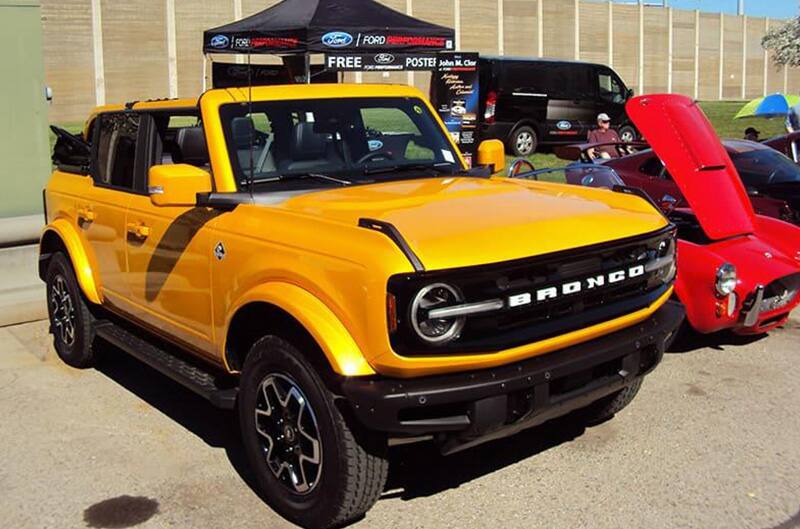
478 57 637 156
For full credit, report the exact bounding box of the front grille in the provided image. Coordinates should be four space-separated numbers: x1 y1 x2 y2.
759 273 800 313
388 226 676 356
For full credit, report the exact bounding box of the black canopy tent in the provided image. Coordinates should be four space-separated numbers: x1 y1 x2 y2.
202 0 455 85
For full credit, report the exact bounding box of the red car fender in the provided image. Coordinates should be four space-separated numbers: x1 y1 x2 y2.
752 214 800 264
673 240 739 334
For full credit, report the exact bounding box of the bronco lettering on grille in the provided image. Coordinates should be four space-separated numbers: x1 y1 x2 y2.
508 265 646 308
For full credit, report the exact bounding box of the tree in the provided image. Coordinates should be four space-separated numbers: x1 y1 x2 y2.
762 16 800 68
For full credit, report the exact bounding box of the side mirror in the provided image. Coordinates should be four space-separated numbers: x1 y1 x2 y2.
507 158 535 178
660 194 678 213
148 164 212 207
477 139 505 174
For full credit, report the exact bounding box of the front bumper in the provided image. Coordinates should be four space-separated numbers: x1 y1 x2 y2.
341 300 684 454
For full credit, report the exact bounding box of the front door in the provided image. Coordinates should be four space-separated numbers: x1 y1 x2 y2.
123 114 217 354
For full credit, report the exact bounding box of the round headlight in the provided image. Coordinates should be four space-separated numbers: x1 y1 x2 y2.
715 263 737 296
410 283 465 345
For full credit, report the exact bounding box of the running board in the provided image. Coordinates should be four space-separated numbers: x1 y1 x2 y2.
95 323 238 409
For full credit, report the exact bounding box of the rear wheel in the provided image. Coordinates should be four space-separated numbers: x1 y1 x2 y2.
510 125 537 157
45 252 97 368
583 378 643 425
238 336 388 529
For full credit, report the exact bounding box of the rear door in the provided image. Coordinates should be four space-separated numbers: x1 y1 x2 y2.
626 94 755 240
495 61 548 131
82 112 143 307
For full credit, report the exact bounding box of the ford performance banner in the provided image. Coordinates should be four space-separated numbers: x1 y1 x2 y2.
430 53 480 167
203 0 454 55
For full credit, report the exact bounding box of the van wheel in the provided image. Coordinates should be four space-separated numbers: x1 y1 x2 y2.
582 378 643 426
619 125 638 143
510 126 537 157
239 336 388 529
45 252 97 368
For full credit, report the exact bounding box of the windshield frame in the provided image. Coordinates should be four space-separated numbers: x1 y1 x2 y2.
218 96 466 192
729 147 800 186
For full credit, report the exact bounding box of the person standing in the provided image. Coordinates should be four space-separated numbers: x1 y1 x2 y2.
587 113 622 159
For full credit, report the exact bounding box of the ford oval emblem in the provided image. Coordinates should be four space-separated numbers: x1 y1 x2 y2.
556 120 572 131
210 35 230 49
375 53 394 64
322 31 354 48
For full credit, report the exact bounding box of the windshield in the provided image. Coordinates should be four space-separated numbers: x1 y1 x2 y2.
220 97 462 190
730 148 800 186
511 164 625 189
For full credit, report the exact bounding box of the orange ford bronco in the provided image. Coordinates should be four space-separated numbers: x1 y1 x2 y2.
42 84 683 528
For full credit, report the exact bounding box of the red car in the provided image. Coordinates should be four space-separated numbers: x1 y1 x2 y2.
763 130 800 164
514 94 800 335
558 138 800 224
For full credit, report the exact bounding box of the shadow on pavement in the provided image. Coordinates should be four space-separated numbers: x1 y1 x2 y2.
667 326 767 354
383 413 586 501
93 340 593 508
93 342 263 499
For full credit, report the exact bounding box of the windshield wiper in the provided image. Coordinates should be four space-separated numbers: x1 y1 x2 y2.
278 172 352 185
361 162 457 176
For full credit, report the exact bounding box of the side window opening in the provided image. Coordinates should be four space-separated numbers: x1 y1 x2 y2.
149 112 208 171
94 113 141 190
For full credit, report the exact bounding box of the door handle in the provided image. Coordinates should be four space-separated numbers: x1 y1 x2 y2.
126 222 151 240
77 206 95 223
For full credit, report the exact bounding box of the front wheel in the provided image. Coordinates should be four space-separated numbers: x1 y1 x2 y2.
239 336 388 529
510 125 538 157
618 124 638 143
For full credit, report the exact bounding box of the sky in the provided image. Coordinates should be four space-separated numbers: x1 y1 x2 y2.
613 0 798 19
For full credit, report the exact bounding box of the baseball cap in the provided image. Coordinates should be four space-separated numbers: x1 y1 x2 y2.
597 113 611 122
745 126 760 135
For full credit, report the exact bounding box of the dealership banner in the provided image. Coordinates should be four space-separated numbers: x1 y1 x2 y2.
324 53 437 72
430 53 480 167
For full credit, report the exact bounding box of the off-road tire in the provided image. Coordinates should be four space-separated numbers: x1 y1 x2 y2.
238 335 388 529
583 378 643 425
45 252 97 368
510 125 538 157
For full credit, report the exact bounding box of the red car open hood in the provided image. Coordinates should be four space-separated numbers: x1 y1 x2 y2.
626 94 755 240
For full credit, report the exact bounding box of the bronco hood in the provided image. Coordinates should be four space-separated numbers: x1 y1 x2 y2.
275 176 668 271
626 94 755 240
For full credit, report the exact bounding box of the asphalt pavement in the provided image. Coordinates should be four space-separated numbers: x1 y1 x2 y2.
1 316 798 529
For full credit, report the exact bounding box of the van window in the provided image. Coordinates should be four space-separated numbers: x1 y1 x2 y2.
501 62 595 98
94 113 141 190
599 70 626 104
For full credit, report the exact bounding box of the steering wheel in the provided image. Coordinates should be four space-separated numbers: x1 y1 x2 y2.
507 158 536 178
356 151 396 165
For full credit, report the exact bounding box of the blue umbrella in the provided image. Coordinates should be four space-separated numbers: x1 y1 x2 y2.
735 93 800 119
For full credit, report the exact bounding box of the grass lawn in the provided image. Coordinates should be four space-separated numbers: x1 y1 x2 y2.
50 99 789 171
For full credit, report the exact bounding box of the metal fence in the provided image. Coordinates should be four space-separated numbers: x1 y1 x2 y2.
42 0 800 124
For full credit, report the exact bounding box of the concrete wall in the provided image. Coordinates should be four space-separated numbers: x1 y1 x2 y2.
41 0 800 124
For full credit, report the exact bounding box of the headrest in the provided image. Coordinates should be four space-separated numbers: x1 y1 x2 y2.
231 117 256 149
290 122 327 161
174 127 209 166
